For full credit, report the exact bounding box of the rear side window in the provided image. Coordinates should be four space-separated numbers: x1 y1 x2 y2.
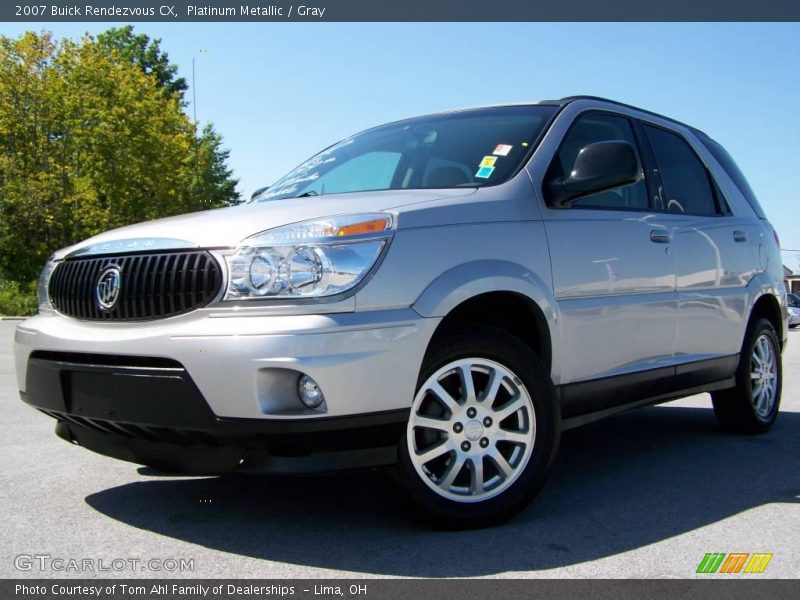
696 133 767 219
549 113 648 210
643 125 720 216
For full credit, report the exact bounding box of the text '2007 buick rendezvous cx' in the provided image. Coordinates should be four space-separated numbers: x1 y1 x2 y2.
15 96 787 527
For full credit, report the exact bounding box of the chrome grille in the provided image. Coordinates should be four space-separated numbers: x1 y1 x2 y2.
49 251 222 320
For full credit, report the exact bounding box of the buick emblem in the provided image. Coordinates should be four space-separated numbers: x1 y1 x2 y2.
95 265 122 311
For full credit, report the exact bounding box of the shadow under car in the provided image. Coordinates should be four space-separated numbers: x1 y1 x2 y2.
84 404 800 577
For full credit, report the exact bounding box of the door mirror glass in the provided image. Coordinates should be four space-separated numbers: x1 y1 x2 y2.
548 140 642 208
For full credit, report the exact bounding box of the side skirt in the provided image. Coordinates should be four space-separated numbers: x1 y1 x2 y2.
558 355 739 431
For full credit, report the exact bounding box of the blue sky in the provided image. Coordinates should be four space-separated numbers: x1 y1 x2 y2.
4 22 800 267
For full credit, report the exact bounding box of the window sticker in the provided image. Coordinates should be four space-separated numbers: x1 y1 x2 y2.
493 144 513 156
479 156 497 168
475 166 495 179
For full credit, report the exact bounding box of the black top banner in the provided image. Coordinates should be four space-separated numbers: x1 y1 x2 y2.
3 0 800 22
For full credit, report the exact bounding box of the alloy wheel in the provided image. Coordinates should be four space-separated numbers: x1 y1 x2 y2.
750 333 778 418
407 358 536 503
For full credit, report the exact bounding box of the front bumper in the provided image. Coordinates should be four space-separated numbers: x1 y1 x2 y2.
23 351 411 473
15 308 440 473
15 308 439 419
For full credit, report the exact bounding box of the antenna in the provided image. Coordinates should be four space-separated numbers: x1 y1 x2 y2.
192 49 210 124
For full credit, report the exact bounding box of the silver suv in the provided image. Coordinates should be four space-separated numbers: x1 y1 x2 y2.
15 97 787 527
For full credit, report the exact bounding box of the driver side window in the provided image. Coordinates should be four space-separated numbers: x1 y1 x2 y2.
552 114 649 210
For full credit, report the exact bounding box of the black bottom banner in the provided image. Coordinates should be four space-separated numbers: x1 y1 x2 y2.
5 580 799 600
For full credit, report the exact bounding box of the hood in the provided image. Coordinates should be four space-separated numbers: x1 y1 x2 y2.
55 188 476 259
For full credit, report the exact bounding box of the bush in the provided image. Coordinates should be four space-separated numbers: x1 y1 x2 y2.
0 278 38 316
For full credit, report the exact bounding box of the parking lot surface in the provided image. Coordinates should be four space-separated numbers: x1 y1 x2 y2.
1 320 798 578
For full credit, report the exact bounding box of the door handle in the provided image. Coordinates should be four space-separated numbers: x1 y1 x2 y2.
733 230 747 242
650 230 671 244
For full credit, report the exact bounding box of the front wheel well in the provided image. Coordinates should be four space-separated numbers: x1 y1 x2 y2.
432 291 552 373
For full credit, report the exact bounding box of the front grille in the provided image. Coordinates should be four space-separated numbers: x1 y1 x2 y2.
49 251 223 321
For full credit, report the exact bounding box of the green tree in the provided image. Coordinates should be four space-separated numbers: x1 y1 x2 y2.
183 123 240 211
0 32 73 283
92 26 240 210
95 26 188 100
0 29 240 301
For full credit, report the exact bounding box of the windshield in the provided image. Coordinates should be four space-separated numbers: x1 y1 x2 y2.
254 105 557 202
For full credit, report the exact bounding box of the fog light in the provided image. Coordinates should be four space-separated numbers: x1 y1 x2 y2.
298 374 324 408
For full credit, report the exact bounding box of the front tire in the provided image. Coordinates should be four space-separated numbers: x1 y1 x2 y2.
397 324 559 529
711 318 782 434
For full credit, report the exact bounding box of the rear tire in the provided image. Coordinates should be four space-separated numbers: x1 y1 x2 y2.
711 318 781 434
396 324 559 529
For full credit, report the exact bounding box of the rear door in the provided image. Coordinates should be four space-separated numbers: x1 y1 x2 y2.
640 123 758 378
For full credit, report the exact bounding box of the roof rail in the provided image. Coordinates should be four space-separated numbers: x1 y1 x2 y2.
555 95 707 137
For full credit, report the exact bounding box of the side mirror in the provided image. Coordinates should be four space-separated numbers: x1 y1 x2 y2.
251 186 269 201
547 140 642 208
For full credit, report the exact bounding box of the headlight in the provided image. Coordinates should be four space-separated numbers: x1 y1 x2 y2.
37 258 58 312
224 213 394 300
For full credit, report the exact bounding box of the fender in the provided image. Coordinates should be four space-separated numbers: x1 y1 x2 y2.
744 271 788 345
412 259 561 382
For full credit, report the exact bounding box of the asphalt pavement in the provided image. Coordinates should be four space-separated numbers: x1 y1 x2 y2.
1 319 798 579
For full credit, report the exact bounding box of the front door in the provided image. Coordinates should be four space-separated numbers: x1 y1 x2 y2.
538 112 678 416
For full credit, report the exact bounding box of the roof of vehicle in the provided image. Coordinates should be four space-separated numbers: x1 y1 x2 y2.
545 96 707 137
297 97 714 170
405 96 709 139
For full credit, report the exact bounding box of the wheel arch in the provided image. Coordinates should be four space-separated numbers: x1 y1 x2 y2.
741 271 787 351
412 260 558 378
749 292 784 348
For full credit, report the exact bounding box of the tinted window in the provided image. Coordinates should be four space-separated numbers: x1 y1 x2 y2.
297 151 401 196
422 157 473 187
550 113 648 210
643 125 719 216
254 105 556 202
696 132 767 219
